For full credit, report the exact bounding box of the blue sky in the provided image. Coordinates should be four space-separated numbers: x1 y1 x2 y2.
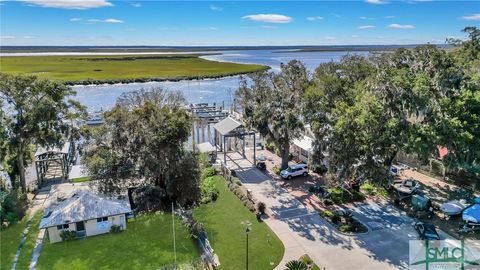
1 0 479 46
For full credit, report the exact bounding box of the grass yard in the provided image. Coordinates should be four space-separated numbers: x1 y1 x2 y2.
194 176 285 270
36 213 199 270
0 55 267 84
0 214 29 270
15 211 43 270
71 176 92 183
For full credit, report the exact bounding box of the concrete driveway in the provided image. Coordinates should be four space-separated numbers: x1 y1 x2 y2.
226 152 444 270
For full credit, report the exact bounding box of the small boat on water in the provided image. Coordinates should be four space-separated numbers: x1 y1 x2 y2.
86 110 104 126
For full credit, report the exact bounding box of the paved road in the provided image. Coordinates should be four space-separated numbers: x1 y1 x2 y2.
227 155 421 270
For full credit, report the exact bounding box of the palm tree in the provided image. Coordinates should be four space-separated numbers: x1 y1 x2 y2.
285 260 308 270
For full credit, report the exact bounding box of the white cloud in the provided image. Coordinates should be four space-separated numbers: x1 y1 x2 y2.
70 18 123 24
384 15 396 19
130 2 141 8
325 36 336 40
360 16 374 20
209 27 218 31
460 14 480 21
388 23 415 29
209 4 222 11
359 25 376 29
306 16 323 21
22 0 112 9
242 14 293 24
0 36 16 39
104 18 123 23
351 35 360 38
23 35 35 39
365 0 389 4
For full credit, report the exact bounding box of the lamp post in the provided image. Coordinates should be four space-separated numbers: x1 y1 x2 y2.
245 225 251 270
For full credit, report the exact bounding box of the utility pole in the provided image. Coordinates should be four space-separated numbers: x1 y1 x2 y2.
246 229 249 270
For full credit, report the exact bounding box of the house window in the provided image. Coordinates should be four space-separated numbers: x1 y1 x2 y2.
96 217 108 223
56 224 69 230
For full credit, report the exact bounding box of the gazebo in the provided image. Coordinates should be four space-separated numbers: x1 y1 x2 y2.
213 117 256 166
35 141 75 185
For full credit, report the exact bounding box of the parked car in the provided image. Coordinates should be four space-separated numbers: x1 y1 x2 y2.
280 164 308 180
413 222 440 240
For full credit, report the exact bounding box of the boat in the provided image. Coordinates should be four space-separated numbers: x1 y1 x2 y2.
86 110 104 126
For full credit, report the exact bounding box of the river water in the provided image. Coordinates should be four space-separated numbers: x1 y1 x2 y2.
71 49 367 111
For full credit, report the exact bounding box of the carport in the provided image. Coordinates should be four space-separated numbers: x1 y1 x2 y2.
213 116 256 166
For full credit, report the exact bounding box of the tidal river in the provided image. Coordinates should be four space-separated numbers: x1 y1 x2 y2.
71 49 367 111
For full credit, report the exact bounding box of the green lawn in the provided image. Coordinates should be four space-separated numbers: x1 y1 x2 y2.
15 211 43 270
0 55 267 84
36 213 199 270
194 176 285 270
71 176 92 183
0 214 29 270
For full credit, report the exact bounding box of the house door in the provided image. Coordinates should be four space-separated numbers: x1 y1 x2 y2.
76 221 86 238
76 221 85 231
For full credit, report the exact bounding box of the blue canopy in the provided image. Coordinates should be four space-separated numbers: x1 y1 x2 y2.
463 199 480 223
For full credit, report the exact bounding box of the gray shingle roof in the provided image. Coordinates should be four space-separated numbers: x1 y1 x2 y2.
213 117 242 136
40 191 131 229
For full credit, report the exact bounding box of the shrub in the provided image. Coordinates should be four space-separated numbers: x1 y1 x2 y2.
323 199 333 206
340 210 354 224
285 260 308 270
0 191 20 227
257 202 266 214
233 179 243 186
272 165 281 175
300 254 313 265
245 201 255 212
201 167 216 180
200 176 219 204
331 213 341 224
339 224 351 233
328 187 344 204
198 153 210 170
322 210 333 217
265 142 276 152
360 182 376 195
60 230 77 241
110 224 122 233
328 187 365 204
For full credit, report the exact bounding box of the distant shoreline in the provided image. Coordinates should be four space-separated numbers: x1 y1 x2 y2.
0 44 449 54
63 68 269 86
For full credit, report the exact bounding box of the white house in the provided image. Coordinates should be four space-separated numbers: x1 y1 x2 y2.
292 135 314 163
291 125 329 168
40 189 132 243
